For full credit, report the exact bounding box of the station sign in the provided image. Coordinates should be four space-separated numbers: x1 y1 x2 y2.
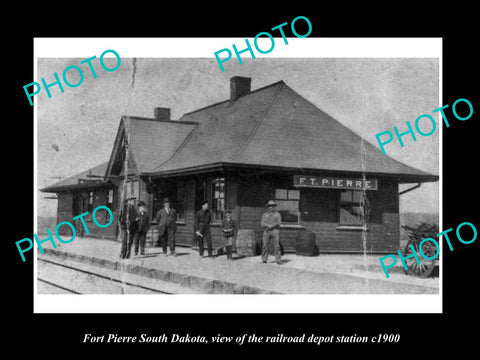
293 175 378 190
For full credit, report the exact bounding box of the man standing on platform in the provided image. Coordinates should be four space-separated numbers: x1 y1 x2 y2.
119 197 139 259
260 200 282 264
134 200 149 256
155 198 177 256
195 200 213 258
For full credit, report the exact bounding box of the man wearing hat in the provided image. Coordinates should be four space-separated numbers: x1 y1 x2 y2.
155 198 177 256
134 200 149 256
119 197 139 259
195 200 213 257
260 200 282 264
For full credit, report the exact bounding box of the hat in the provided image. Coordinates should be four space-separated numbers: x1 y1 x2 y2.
200 200 209 206
163 198 170 204
138 200 146 207
265 200 277 207
224 210 232 214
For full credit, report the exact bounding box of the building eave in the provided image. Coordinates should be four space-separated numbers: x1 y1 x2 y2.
141 161 439 183
40 181 115 193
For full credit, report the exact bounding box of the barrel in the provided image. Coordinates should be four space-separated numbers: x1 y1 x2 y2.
295 230 318 256
236 230 258 256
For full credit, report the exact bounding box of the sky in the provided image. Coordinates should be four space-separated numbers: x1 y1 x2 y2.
36 55 440 218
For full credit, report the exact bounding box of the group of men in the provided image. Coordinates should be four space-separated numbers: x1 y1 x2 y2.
119 197 177 259
118 196 283 264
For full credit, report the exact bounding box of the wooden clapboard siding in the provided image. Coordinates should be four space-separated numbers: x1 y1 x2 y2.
300 180 400 253
149 174 400 254
234 176 400 253
56 192 73 232
56 189 117 240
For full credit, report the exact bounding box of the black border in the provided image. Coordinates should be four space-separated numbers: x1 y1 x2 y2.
8 6 479 355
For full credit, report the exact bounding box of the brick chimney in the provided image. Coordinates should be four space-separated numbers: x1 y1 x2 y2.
154 107 170 121
230 76 251 102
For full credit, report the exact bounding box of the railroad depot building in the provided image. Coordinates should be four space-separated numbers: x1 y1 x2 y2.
41 76 438 253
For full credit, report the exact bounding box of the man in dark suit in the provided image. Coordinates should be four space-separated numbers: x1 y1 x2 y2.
119 197 139 259
155 198 177 256
195 200 213 258
134 200 149 256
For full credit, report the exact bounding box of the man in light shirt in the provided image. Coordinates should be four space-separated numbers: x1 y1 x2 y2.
260 200 282 264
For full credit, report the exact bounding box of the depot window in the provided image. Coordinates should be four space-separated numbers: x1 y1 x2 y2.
275 188 300 223
339 190 367 227
126 180 140 200
176 181 186 220
107 189 114 209
212 178 225 221
106 189 114 223
88 191 94 213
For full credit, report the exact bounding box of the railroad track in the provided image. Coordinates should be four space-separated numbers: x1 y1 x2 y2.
37 277 81 294
37 257 174 294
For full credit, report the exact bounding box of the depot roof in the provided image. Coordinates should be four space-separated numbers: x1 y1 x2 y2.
40 162 110 193
105 116 197 177
41 78 438 193
143 80 438 183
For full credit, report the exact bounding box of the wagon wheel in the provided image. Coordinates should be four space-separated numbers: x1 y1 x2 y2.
402 241 436 278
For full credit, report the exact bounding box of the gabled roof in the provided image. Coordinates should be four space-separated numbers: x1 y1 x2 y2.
40 162 110 193
105 116 197 177
41 116 197 193
144 81 438 182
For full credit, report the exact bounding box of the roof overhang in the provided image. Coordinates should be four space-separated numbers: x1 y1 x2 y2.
40 181 115 193
141 162 439 184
